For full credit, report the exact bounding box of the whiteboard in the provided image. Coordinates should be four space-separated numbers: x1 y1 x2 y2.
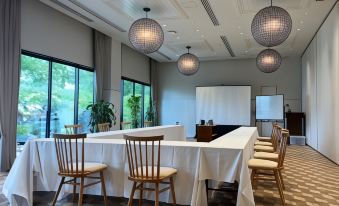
196 86 251 125
256 95 284 120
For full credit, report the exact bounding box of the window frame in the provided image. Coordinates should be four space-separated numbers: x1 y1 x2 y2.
18 50 95 143
120 77 151 128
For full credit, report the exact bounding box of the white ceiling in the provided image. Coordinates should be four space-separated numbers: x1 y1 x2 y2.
41 0 337 62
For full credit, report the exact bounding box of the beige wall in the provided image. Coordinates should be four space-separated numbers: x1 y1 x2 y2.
121 44 150 84
157 57 302 137
21 0 94 67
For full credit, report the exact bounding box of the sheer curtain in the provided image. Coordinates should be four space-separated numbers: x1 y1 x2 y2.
0 0 21 171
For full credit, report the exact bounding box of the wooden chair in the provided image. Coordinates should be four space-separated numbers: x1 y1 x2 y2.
64 124 82 134
121 121 132 130
257 122 278 142
98 123 110 132
144 121 153 128
254 125 282 153
255 123 278 147
124 135 177 206
254 127 285 162
52 133 108 206
248 130 289 206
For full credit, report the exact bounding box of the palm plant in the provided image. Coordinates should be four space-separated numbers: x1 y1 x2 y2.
127 95 141 128
86 100 116 133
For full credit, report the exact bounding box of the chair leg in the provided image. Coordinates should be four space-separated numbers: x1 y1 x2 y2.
128 182 137 206
155 183 159 206
251 169 257 189
100 171 108 206
170 177 176 205
52 177 65 206
278 170 285 190
139 183 143 206
274 171 285 206
73 178 77 202
78 177 84 206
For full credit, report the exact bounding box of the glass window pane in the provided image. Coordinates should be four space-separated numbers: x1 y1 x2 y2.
78 69 94 133
50 63 75 136
123 80 133 122
134 83 143 127
144 86 151 122
17 55 49 142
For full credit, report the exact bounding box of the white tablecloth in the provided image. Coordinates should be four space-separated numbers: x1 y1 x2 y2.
3 127 258 206
87 125 186 141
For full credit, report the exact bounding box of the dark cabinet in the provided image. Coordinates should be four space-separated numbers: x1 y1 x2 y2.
285 112 305 136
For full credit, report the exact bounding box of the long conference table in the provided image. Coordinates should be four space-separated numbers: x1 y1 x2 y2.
3 125 258 206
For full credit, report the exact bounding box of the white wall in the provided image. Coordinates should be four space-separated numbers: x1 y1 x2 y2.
302 2 339 164
121 44 150 84
157 57 302 137
21 0 93 67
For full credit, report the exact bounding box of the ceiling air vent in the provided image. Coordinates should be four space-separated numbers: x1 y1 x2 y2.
49 0 93 23
156 51 172 61
201 0 219 26
68 0 126 32
220 36 235 57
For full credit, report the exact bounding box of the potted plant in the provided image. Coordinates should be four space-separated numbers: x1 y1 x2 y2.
145 101 156 126
86 100 117 133
127 95 141 128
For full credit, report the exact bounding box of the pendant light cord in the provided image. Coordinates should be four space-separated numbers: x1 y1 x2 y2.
271 0 272 7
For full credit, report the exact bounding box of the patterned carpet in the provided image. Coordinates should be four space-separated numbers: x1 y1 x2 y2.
1 145 339 205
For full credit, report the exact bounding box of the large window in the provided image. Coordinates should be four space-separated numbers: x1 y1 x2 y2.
121 78 151 128
16 51 94 143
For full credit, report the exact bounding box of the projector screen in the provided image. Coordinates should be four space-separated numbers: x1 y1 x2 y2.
256 95 284 120
196 86 251 126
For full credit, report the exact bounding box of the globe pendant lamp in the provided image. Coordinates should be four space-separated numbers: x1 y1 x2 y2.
251 0 292 47
128 8 164 54
256 48 281 73
177 46 200 76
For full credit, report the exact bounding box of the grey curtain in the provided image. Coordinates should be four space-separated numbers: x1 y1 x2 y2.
0 0 21 171
94 30 112 101
150 59 159 126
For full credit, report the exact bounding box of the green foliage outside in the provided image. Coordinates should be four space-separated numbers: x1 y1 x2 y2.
17 55 94 142
122 80 152 128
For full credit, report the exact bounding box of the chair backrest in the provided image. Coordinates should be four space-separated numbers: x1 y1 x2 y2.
124 135 164 181
98 123 110 132
270 124 279 151
121 121 132 130
144 121 153 128
277 129 289 168
64 124 82 134
54 133 86 176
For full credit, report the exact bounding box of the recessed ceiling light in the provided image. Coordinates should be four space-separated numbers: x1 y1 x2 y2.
240 32 244 35
297 28 301 31
163 24 167 27
196 29 200 32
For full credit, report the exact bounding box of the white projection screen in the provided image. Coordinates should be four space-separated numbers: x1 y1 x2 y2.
256 95 284 120
196 86 251 125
